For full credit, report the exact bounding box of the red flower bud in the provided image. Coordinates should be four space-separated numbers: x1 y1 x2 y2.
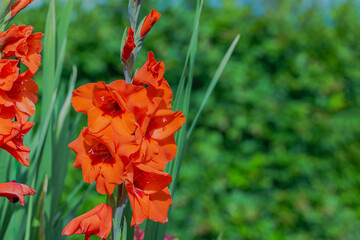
122 27 136 61
11 0 34 17
140 9 161 37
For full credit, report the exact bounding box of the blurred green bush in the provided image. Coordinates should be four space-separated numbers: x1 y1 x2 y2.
16 0 360 239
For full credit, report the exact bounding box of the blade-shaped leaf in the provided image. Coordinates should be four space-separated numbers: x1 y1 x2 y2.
186 34 240 141
144 1 203 239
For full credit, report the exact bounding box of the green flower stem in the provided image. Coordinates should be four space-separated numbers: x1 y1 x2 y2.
112 183 128 240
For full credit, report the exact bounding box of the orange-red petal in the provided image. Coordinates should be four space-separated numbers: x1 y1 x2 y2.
0 180 36 206
62 203 112 240
147 110 185 140
126 164 172 226
133 51 165 88
0 121 34 166
69 127 126 195
109 79 149 118
72 81 142 134
0 59 19 91
71 83 95 114
148 187 172 223
0 25 43 75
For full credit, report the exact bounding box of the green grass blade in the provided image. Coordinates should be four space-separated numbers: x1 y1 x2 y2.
24 91 57 240
25 91 57 182
121 217 127 240
53 181 84 227
186 34 240 141
55 66 77 140
24 177 36 240
169 10 200 196
166 0 202 179
40 0 56 124
54 0 74 88
123 201 134 240
61 183 95 225
144 221 164 240
144 1 203 240
3 206 25 239
39 129 53 229
172 0 203 112
217 232 224 240
165 0 202 182
0 201 12 238
33 175 48 240
34 1 57 230
0 150 11 182
51 66 78 227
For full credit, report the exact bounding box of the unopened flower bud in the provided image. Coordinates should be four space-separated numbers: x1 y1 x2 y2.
11 0 34 17
140 9 161 37
122 27 136 61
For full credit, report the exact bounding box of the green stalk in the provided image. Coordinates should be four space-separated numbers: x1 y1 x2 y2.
112 184 128 240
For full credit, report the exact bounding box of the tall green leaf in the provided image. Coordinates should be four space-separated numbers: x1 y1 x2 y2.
186 34 240 141
144 1 240 239
144 1 203 239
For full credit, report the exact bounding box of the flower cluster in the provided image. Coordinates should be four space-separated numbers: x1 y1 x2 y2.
0 0 41 205
0 24 43 166
69 47 184 222
63 1 185 239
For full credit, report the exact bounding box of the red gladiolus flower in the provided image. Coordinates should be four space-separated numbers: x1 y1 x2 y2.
0 118 33 166
62 203 112 240
71 80 148 135
0 70 38 123
133 51 165 88
66 1 186 235
0 24 44 75
133 51 172 108
134 97 185 170
0 180 35 206
69 127 129 195
0 59 19 91
122 27 136 61
146 80 173 109
125 164 172 226
140 9 161 37
11 0 34 17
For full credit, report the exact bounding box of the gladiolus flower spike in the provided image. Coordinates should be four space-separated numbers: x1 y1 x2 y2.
0 23 42 165
0 0 40 210
65 1 184 238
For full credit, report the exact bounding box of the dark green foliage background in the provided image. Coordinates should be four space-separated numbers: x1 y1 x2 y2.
16 0 360 239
